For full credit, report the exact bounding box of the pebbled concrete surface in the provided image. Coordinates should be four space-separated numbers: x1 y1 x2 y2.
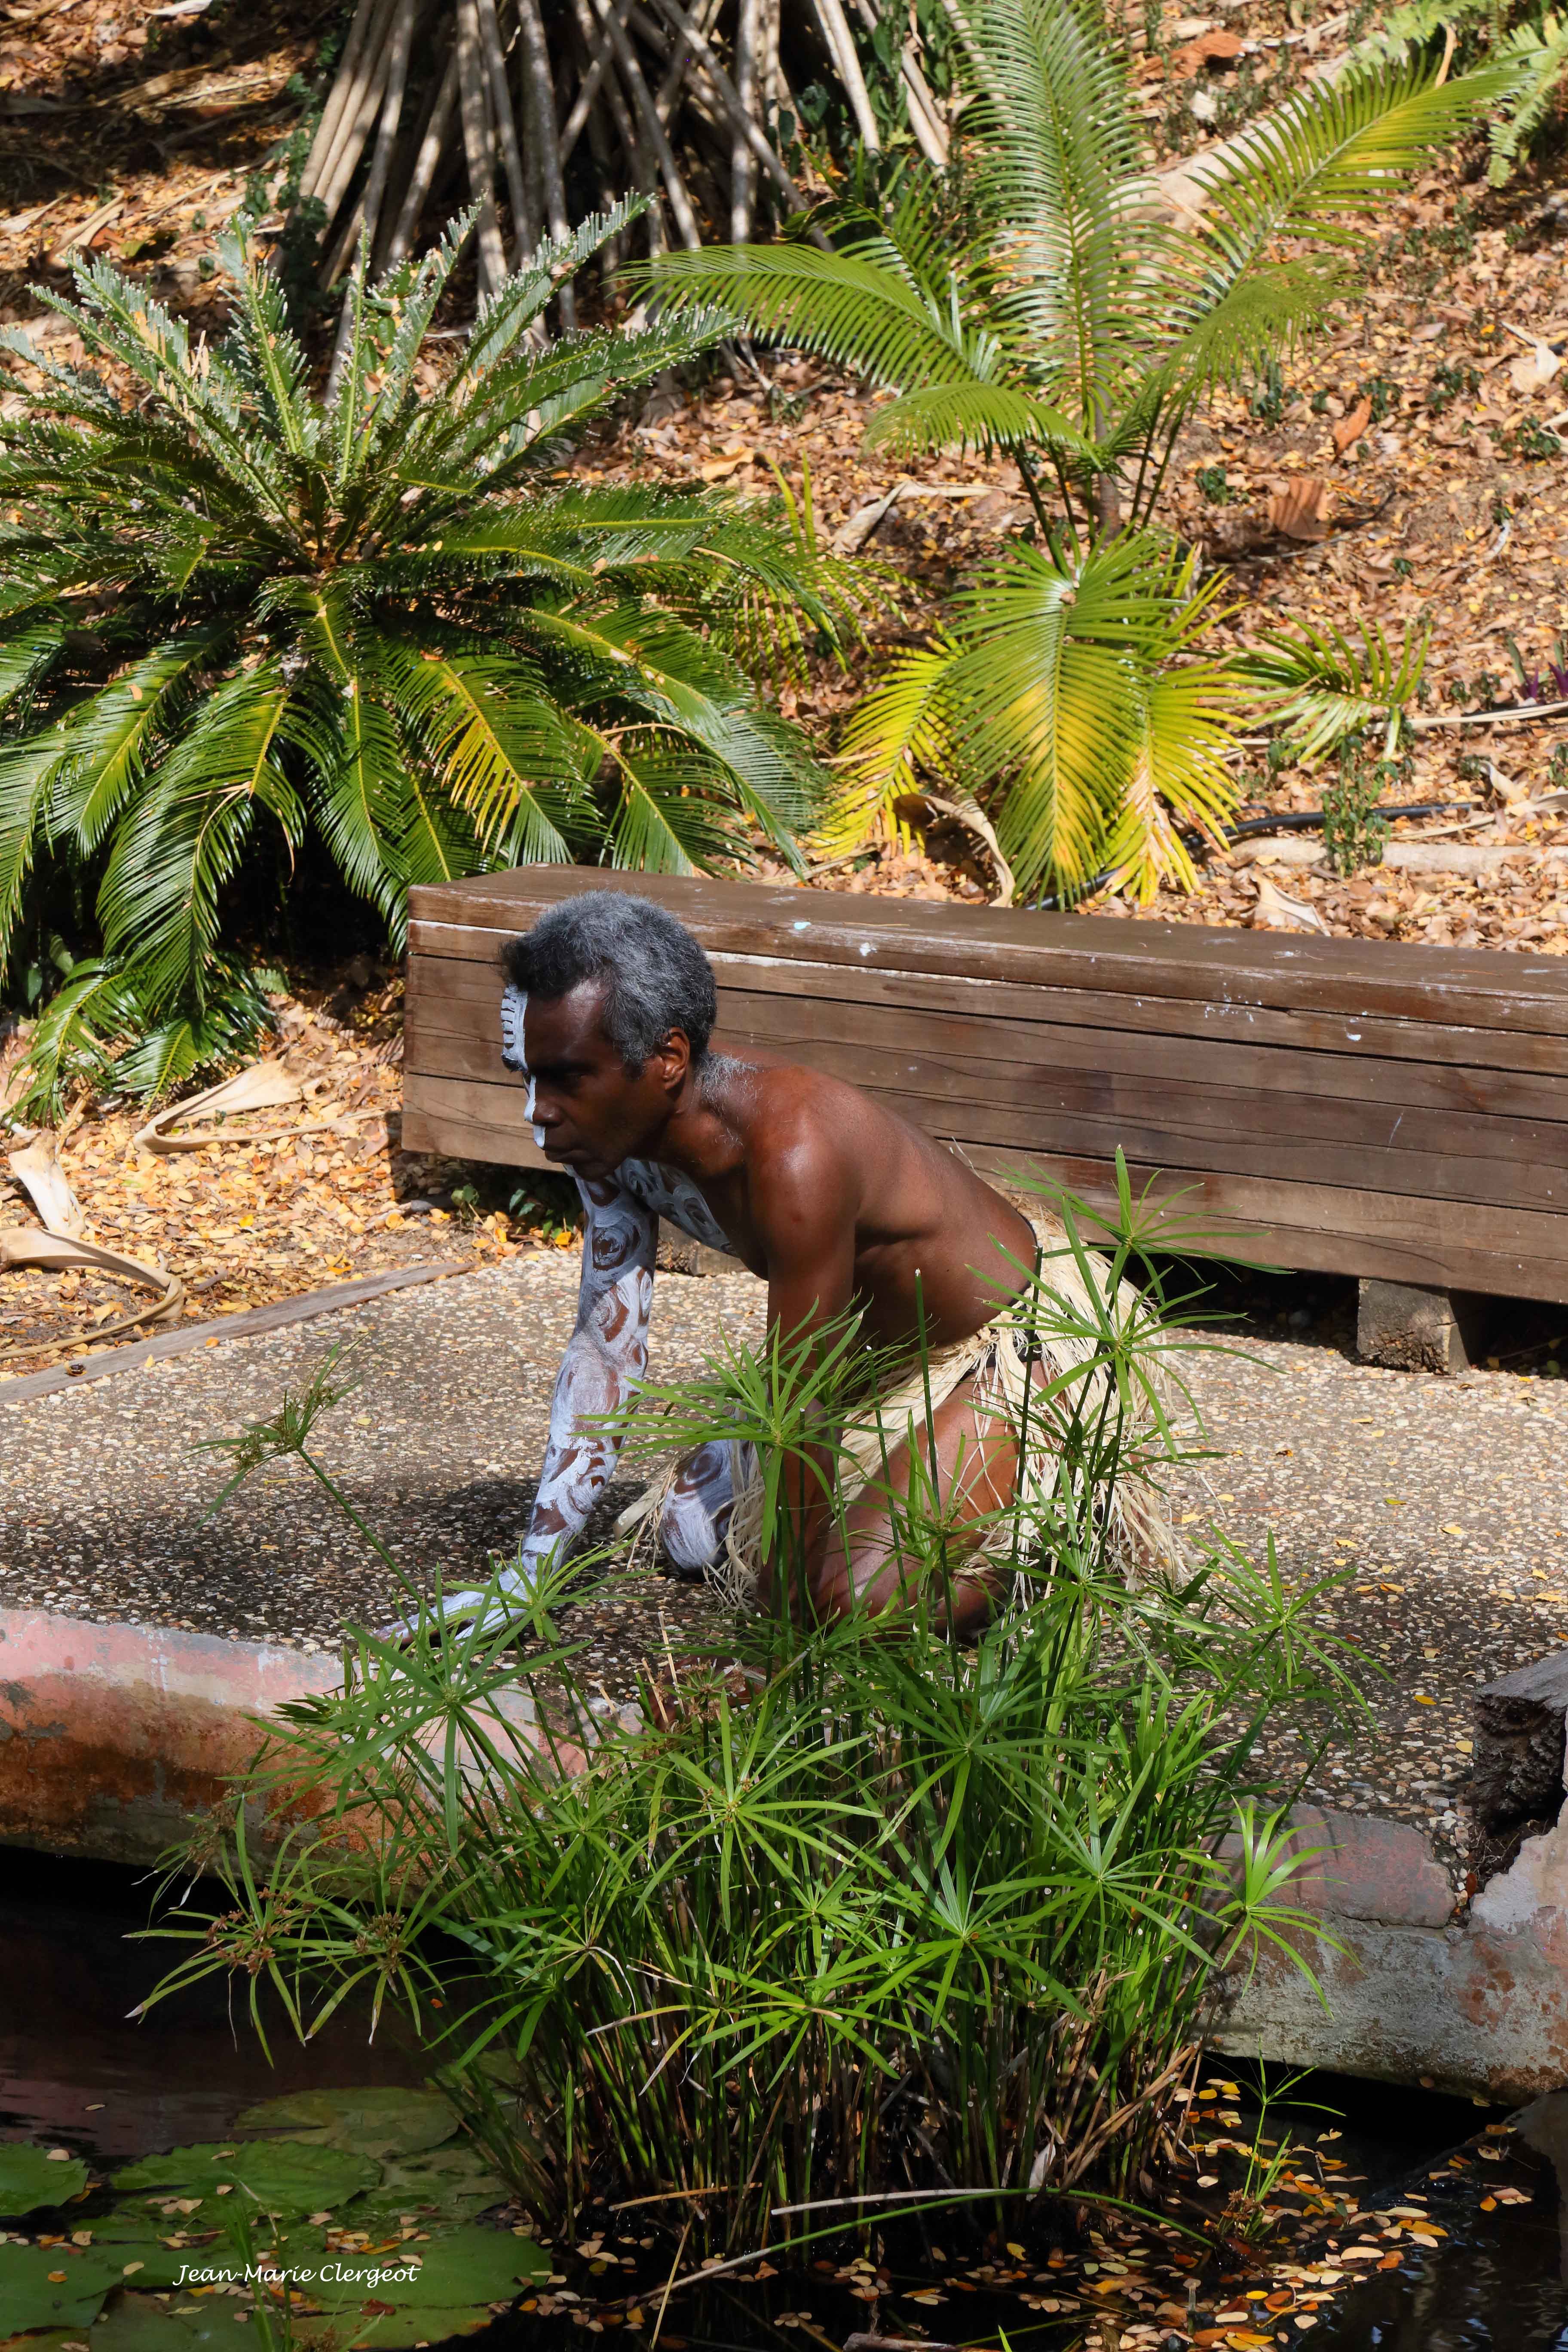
3 1248 1568 1881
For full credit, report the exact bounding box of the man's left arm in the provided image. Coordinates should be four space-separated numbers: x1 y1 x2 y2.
754 1142 859 1603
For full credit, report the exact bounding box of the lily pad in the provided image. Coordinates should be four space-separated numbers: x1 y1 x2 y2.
231 2094 458 2165
0 2242 125 2335
332 2301 500 2348
63 2218 213 2293
86 2290 259 2352
338 2147 506 2236
112 2145 380 2217
367 2227 545 2308
0 2145 90 2217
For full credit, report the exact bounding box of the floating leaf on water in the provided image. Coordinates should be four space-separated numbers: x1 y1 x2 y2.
111 2145 380 2217
341 2145 507 2234
0 2242 125 2334
231 2092 459 2164
332 2300 500 2349
0 2146 91 2217
297 2225 544 2321
82 2289 263 2352
66 2215 212 2292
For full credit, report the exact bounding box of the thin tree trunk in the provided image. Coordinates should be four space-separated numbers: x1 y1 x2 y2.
643 0 809 216
456 0 507 292
311 0 400 239
299 0 388 202
730 0 758 241
812 0 880 151
325 0 416 389
478 0 539 260
587 0 702 247
760 0 779 122
558 0 634 165
384 48 459 266
515 0 577 324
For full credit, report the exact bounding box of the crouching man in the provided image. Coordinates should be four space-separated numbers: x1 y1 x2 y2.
420 891 1177 1636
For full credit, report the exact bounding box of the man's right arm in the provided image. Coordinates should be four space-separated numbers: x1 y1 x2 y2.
516 1175 657 1586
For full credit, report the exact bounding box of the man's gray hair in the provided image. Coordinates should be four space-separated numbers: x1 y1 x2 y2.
502 893 718 1071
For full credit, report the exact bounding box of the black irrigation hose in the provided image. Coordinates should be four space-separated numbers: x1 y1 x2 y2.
1029 802 1479 911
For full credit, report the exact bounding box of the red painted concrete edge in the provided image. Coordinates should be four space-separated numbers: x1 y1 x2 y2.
0 1607 343 1865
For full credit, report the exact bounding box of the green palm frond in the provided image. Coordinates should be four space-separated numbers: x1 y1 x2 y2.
857 537 1241 902
383 641 586 864
0 214 856 1096
1243 616 1432 764
648 236 1004 397
832 643 962 856
98 661 304 1008
1191 55 1528 273
51 634 222 853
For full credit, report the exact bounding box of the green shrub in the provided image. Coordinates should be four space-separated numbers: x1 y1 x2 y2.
0 202 854 1112
650 0 1522 901
146 1185 1362 2253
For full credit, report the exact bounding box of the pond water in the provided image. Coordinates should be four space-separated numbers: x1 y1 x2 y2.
3 1851 1566 2350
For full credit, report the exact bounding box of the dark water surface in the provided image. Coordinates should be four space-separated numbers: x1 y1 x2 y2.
3 1851 1566 2348
0 1847 422 2156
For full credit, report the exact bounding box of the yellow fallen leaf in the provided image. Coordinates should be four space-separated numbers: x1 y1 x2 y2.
1442 1522 1463 1534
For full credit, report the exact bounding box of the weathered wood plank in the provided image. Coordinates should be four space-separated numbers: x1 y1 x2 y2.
408 1010 1568 1209
409 916 1568 1080
400 1075 1568 1299
401 1068 1568 1268
407 871 1568 1034
407 951 1568 1127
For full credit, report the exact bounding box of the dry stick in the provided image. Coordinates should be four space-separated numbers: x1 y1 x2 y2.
478 0 539 261
643 0 809 214
587 0 703 247
515 0 577 325
812 0 880 151
309 0 401 228
383 47 459 264
730 0 758 237
299 0 384 200
456 0 507 292
325 0 416 392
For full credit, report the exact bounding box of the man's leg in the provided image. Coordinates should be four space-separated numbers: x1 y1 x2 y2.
656 1438 755 1578
768 1371 1023 1635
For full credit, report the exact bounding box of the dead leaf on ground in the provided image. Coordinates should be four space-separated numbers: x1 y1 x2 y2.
1268 475 1332 542
8 1134 85 1238
1172 27 1242 72
1252 873 1331 933
1508 341 1561 393
1331 396 1372 457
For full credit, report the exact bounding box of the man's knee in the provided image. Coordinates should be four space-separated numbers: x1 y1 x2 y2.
658 1485 723 1575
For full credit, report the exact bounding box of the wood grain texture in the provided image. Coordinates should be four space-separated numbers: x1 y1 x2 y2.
402 868 1568 1302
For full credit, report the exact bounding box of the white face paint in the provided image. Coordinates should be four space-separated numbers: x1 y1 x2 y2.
499 981 544 1146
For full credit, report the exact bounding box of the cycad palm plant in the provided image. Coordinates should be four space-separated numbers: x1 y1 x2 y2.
0 203 850 1102
652 0 1519 901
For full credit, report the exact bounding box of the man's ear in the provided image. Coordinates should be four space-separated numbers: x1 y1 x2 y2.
653 1026 692 1095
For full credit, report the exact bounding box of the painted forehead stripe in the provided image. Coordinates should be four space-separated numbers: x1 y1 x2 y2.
499 982 544 1146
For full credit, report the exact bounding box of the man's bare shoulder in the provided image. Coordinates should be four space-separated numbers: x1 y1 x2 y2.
729 1060 912 1214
